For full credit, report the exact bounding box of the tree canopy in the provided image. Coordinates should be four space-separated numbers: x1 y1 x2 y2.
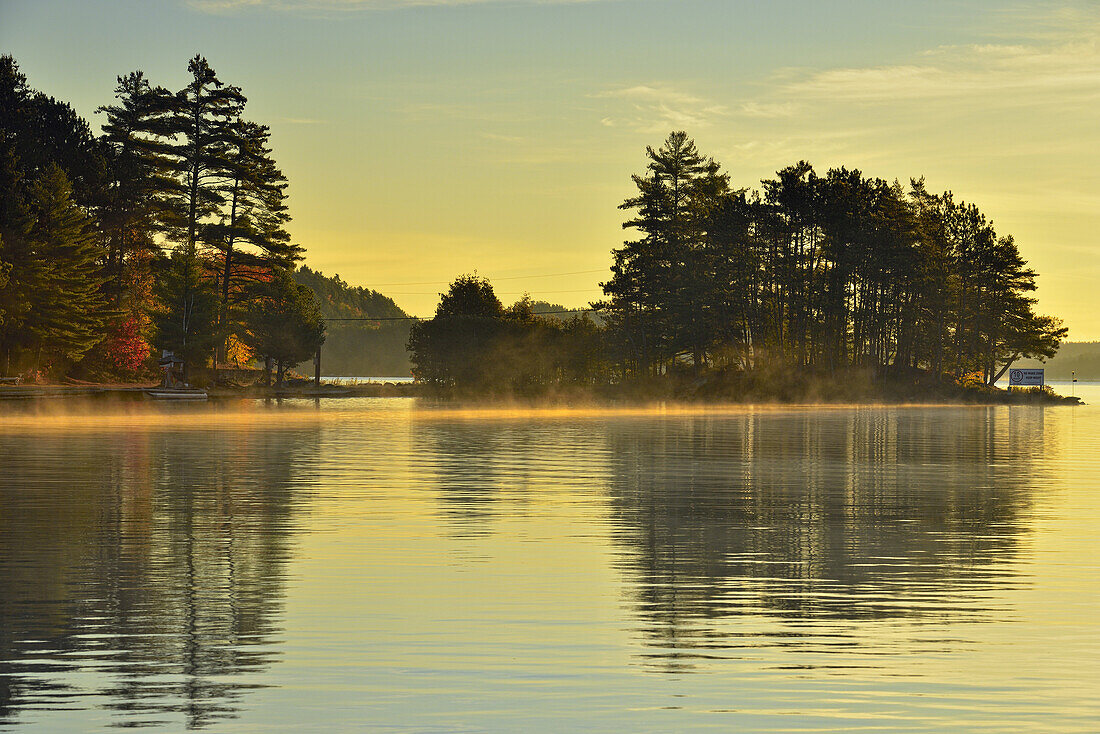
598 131 1065 386
0 54 323 383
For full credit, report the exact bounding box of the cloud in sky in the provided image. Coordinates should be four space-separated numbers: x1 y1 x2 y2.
187 0 605 12
590 5 1100 142
737 101 798 118
591 7 1100 172
590 10 1100 143
594 84 729 134
780 17 1100 105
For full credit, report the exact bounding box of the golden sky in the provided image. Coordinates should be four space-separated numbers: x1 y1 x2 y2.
3 1 1099 337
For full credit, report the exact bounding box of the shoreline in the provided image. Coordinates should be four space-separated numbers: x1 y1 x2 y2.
0 382 1083 406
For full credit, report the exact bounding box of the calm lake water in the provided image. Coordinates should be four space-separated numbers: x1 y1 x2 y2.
2 390 1099 731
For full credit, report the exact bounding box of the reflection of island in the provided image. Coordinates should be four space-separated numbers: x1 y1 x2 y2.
420 421 508 535
603 409 1052 654
0 423 317 729
419 418 601 537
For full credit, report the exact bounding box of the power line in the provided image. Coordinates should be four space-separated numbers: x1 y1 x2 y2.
356 268 607 288
383 288 602 296
325 308 605 323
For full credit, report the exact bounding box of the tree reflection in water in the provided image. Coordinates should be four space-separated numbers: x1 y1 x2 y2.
0 423 316 729
602 408 1052 669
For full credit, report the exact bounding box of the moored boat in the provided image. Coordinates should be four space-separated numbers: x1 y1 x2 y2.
144 389 208 400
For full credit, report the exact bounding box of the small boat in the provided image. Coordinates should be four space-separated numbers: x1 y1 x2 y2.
144 388 208 401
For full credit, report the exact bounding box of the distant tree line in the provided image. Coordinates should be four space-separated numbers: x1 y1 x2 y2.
410 132 1065 395
293 266 413 376
0 55 324 383
408 275 605 392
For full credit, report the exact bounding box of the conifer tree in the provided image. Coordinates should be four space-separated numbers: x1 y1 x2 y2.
155 56 246 374
206 119 299 363
97 71 173 297
600 131 728 372
161 56 246 256
21 165 110 367
0 134 35 375
1 59 109 374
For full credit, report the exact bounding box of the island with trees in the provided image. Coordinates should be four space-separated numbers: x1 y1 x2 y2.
409 132 1068 402
0 55 1071 403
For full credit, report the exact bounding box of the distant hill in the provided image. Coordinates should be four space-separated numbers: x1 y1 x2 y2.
292 273 606 376
294 266 408 320
1016 341 1100 380
293 267 413 377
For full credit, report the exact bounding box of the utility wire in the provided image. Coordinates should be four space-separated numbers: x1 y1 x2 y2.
325 308 605 323
383 288 601 296
356 268 607 288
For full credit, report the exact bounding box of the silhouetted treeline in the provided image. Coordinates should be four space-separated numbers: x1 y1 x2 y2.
600 131 1064 385
0 55 323 383
293 265 405 319
410 132 1065 396
409 276 607 392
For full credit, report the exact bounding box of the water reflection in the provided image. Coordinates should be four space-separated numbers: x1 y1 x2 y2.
420 418 612 538
0 422 315 729
2 401 1090 732
603 408 1051 666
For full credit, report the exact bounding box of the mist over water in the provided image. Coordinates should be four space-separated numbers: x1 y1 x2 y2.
2 397 1099 731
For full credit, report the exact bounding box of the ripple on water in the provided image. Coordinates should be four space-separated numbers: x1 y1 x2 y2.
1 400 1099 731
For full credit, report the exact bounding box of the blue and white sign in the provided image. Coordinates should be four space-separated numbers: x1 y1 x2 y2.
1009 368 1044 386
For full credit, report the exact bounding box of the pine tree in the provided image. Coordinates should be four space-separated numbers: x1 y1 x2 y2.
22 165 110 368
599 131 728 373
97 71 173 297
0 144 36 374
1 60 109 374
206 119 300 364
154 56 246 374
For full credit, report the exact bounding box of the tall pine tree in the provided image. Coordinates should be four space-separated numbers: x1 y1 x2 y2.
599 131 728 373
206 119 300 364
154 56 246 374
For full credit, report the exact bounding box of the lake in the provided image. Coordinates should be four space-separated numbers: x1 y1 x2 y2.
2 391 1099 731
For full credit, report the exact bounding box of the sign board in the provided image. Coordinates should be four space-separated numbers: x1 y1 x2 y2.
1009 368 1044 387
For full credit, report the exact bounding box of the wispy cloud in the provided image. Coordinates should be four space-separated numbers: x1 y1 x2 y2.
782 15 1100 106
736 101 797 118
277 116 325 124
188 0 609 12
593 84 728 133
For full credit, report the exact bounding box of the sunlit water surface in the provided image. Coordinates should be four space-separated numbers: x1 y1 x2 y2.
2 389 1100 731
